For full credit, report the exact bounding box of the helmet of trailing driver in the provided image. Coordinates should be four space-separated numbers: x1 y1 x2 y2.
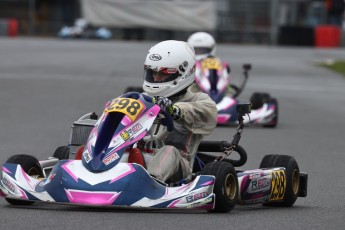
143 40 196 97
187 32 216 61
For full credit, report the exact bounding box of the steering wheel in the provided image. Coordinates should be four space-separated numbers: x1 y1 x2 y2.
121 92 174 132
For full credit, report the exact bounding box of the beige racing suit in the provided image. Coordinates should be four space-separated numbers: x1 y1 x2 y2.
146 86 217 183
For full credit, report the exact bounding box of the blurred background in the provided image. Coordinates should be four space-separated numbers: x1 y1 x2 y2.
0 0 344 47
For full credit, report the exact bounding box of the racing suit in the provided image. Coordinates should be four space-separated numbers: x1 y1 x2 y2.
146 86 217 183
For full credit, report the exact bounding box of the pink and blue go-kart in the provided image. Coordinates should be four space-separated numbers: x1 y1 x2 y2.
0 92 307 212
194 58 279 127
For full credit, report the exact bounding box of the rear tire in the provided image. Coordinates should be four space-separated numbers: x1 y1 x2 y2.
52 146 70 160
259 154 300 207
201 161 238 213
5 154 43 205
250 92 271 109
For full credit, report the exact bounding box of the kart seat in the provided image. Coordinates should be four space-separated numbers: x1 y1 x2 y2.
75 145 84 160
128 148 146 168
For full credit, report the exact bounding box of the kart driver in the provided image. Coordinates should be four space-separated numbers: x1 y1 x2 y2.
187 31 217 61
141 40 217 183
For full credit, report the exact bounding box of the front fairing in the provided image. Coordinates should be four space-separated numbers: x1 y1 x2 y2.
1 161 215 209
195 58 230 103
82 94 160 172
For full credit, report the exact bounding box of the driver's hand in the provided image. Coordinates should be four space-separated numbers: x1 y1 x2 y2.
152 96 182 120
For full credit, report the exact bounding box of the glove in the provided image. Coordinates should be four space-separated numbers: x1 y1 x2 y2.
152 96 182 120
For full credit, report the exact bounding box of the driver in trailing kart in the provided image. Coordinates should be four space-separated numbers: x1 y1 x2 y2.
187 32 232 95
187 31 217 62
139 40 217 184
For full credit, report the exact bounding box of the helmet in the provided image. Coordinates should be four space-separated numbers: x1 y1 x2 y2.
187 32 216 60
143 40 196 97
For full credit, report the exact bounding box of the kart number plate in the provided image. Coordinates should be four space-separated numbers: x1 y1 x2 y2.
269 170 286 201
105 98 144 121
201 58 222 70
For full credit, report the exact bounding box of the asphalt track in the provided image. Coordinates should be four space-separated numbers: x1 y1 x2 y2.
0 38 344 230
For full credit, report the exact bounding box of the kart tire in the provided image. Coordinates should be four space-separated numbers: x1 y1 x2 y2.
5 154 44 205
124 86 144 94
250 92 271 109
259 154 300 207
201 161 238 213
263 97 279 128
52 146 69 160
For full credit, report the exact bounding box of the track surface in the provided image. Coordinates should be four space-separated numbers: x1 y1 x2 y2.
0 38 344 230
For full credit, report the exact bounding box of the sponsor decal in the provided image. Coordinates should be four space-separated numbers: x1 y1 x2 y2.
2 177 16 193
103 152 120 165
251 178 269 191
110 136 123 148
186 192 208 203
120 129 133 141
249 172 262 179
83 150 92 163
270 170 286 201
149 54 162 61
185 64 196 78
186 196 213 208
162 68 178 74
132 123 143 134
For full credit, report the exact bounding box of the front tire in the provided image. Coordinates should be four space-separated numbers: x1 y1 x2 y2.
52 146 70 160
250 92 271 109
259 154 300 207
201 161 238 213
123 86 144 94
263 97 279 128
5 154 44 205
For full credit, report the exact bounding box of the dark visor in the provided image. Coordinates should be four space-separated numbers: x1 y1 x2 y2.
194 47 212 55
144 68 180 83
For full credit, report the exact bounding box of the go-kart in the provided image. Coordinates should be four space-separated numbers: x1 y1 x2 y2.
194 57 279 127
123 59 278 128
0 92 307 213
57 18 112 40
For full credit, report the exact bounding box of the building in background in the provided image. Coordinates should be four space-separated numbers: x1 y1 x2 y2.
0 0 344 46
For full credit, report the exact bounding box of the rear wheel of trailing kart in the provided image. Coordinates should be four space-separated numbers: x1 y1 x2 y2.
259 154 300 207
52 146 69 160
250 92 271 109
263 97 279 128
201 161 238 213
124 86 144 94
5 154 44 205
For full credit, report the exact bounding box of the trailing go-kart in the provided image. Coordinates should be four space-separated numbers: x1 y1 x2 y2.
0 92 307 212
123 59 278 128
193 57 279 127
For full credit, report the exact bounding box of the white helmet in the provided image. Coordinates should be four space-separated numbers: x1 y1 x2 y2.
187 32 216 60
143 40 196 97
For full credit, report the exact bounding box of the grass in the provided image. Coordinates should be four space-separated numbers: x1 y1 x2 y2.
319 60 345 77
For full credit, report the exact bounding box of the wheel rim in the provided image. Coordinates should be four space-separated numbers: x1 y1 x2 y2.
27 167 40 177
292 169 299 195
225 174 237 200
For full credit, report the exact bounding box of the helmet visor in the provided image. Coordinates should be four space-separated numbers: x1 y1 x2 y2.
144 66 180 83
194 47 212 55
